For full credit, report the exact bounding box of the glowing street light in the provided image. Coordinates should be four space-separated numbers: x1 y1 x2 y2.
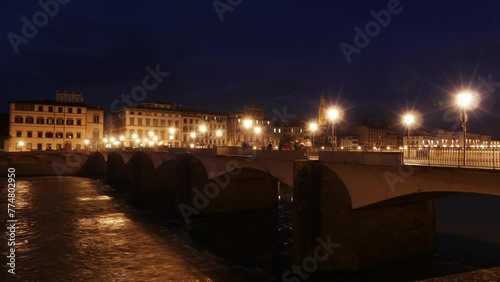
199 125 207 146
242 119 253 145
18 141 24 152
103 137 109 149
403 113 415 148
215 130 222 137
309 122 318 147
168 128 175 134
190 132 196 138
119 135 125 148
456 91 477 166
110 137 116 143
327 107 340 149
148 131 154 137
132 133 138 139
254 127 261 148
243 119 252 129
456 91 474 109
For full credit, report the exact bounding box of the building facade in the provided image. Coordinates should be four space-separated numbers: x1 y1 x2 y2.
108 101 228 148
227 106 280 148
346 124 399 149
6 91 104 152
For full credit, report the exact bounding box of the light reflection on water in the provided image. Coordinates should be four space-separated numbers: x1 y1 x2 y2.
2 176 499 281
77 195 112 201
0 177 270 282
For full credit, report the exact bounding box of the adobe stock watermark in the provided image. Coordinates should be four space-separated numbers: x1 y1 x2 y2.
339 0 405 64
383 163 415 192
52 152 86 181
213 0 243 22
442 73 500 131
281 235 341 282
271 106 297 126
178 160 242 224
110 64 170 112
7 0 71 54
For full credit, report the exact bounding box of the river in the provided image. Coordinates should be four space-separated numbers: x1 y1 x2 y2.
1 177 499 281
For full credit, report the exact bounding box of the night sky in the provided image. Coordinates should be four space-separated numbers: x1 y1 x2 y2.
2 0 500 137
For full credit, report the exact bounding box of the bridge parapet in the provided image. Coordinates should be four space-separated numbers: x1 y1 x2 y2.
319 151 402 166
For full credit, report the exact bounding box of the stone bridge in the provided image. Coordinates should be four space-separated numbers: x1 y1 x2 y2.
2 149 500 273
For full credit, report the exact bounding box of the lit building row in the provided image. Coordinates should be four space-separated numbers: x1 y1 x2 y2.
5 91 104 152
402 128 498 148
108 102 227 148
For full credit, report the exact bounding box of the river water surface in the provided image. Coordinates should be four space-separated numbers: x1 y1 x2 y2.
1 177 500 281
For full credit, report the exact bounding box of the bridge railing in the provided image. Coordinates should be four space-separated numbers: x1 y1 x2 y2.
403 147 499 169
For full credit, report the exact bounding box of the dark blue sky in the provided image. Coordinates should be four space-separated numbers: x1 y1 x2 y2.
2 0 500 137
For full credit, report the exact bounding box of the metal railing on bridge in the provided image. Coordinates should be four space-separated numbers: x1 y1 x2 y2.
403 147 500 169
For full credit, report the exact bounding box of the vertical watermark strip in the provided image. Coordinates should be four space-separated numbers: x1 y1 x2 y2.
6 167 17 275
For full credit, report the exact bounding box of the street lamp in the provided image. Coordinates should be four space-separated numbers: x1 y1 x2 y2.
119 135 125 149
18 141 24 152
242 119 252 145
190 132 196 145
199 125 207 146
309 122 318 148
403 113 415 148
243 119 252 129
84 139 89 151
215 130 222 146
327 108 340 149
254 127 261 148
103 138 109 149
456 91 475 166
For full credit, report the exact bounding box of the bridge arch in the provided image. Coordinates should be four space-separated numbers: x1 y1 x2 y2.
321 163 500 209
187 154 279 214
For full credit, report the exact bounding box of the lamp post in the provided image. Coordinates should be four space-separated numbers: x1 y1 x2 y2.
215 130 222 147
403 114 415 148
168 128 175 147
199 125 207 147
190 132 196 147
103 137 109 150
119 135 125 149
327 108 340 150
242 119 252 146
254 127 261 148
84 139 90 151
309 122 318 148
18 141 24 152
456 91 474 166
